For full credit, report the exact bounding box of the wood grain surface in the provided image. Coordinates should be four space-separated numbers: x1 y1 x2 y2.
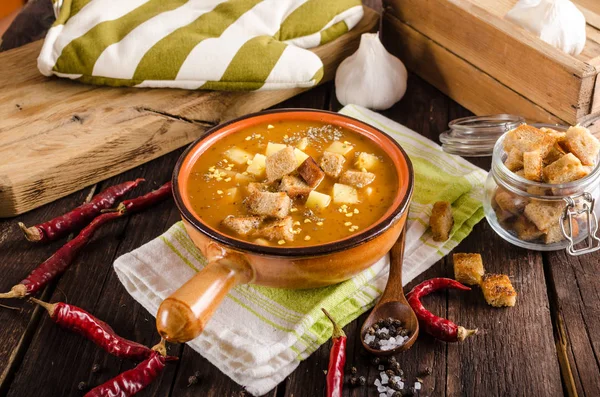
0 7 378 218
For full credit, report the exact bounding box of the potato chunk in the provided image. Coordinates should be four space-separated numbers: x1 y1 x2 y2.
305 191 331 210
246 153 267 177
453 253 485 286
325 141 354 156
224 146 252 165
294 148 310 166
355 152 380 171
333 183 359 204
266 142 287 156
296 137 309 150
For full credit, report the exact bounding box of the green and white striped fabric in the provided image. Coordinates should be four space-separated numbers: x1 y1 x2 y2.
38 0 364 90
113 105 487 396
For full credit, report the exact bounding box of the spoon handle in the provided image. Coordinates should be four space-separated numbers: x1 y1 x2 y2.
379 225 407 305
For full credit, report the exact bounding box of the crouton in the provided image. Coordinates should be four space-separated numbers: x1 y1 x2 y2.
504 148 523 171
430 201 454 242
339 170 376 188
494 190 527 215
247 182 273 195
279 175 312 198
265 146 297 182
544 143 567 165
543 153 588 184
481 274 517 307
453 253 485 286
524 200 563 232
513 216 544 241
222 216 262 236
503 124 558 157
563 126 600 166
540 127 566 143
255 216 294 242
523 150 543 181
320 152 346 178
245 191 291 219
544 218 579 244
297 157 325 188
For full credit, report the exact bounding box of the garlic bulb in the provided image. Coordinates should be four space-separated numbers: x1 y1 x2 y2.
335 33 407 110
505 0 586 56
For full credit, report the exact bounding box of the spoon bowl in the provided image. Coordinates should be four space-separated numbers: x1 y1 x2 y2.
360 227 419 356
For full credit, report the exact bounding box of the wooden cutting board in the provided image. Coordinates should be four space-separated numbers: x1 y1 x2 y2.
0 7 377 218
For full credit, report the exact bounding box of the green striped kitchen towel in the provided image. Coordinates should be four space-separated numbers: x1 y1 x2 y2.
38 0 364 90
113 105 487 396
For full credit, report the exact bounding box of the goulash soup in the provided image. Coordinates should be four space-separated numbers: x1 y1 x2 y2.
187 120 399 247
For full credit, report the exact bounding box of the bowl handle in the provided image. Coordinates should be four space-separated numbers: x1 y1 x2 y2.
156 242 254 343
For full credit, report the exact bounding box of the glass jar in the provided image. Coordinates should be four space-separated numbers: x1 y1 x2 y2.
484 125 600 254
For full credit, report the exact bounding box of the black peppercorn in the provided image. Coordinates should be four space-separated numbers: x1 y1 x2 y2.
386 369 395 378
349 377 358 386
367 327 376 335
372 357 380 365
91 364 101 373
351 366 357 375
77 381 87 391
392 392 402 397
420 366 432 376
358 376 366 386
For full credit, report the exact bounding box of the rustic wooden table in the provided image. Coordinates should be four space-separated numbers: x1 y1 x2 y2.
1 2 599 397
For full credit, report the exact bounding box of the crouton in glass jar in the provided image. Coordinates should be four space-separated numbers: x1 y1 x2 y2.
484 124 600 254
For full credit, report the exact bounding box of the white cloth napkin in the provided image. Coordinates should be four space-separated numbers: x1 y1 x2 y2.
114 105 487 396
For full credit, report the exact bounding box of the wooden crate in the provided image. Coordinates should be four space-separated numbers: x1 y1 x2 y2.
382 0 600 130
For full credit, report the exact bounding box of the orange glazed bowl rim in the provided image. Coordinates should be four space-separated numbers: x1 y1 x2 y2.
173 109 414 257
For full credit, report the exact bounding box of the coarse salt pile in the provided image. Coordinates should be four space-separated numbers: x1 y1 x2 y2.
363 317 411 351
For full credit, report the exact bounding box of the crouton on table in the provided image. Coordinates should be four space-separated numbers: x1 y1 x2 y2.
339 170 375 188
279 175 312 198
255 216 294 242
246 191 291 219
453 253 485 286
430 201 453 242
222 216 262 236
320 152 346 178
265 146 297 182
481 274 517 307
563 126 600 166
297 157 325 188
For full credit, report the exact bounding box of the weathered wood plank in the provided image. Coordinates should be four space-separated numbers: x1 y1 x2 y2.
545 250 600 397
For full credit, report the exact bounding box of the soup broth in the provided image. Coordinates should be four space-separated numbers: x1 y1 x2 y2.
187 120 399 247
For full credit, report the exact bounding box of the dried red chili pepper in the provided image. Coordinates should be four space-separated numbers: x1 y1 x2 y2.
1 182 173 299
322 308 346 397
84 340 176 397
18 179 144 243
30 298 154 361
406 278 478 342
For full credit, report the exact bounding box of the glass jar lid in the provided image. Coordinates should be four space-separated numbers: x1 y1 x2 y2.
440 114 525 157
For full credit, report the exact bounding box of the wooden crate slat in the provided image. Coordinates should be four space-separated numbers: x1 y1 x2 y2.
382 14 562 124
385 0 596 123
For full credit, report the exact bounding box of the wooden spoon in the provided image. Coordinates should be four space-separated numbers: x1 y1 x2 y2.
360 226 419 356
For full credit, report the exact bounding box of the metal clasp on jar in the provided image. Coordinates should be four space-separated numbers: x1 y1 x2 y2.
561 192 600 255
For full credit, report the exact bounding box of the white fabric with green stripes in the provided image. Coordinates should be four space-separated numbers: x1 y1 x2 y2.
38 0 364 90
113 105 487 396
